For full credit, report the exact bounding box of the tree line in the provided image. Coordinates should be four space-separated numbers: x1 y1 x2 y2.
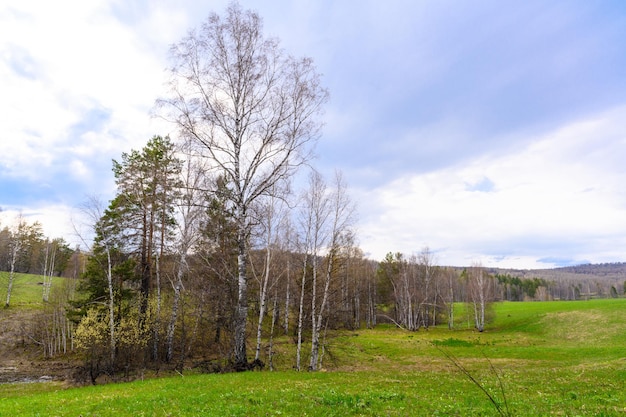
0 213 76 306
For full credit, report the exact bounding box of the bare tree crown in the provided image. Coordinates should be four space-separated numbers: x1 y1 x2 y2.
158 2 328 209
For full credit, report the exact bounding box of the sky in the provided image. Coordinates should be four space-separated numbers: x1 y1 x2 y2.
2 0 626 269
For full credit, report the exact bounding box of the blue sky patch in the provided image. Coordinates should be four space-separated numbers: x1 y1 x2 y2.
465 177 495 193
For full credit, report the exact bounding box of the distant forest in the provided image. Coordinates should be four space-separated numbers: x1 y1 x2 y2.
487 262 626 300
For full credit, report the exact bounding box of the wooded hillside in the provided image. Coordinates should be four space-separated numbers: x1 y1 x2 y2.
487 262 626 300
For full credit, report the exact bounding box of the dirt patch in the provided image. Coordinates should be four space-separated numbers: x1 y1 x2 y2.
0 309 77 384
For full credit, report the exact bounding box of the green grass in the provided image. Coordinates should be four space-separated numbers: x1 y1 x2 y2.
0 272 71 310
1 298 626 416
0 272 55 308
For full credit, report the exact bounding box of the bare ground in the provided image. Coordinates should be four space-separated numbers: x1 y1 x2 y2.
0 309 77 384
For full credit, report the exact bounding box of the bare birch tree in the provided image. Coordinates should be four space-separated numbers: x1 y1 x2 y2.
5 213 28 307
443 267 459 329
294 173 321 371
308 171 354 371
252 191 288 363
281 218 295 336
416 247 437 329
298 171 330 370
158 2 328 368
467 263 494 332
295 240 307 371
42 238 63 302
377 249 441 331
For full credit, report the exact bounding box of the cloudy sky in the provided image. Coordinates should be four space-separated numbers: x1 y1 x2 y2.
2 0 626 269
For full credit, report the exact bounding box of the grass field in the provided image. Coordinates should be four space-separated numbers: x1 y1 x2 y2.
0 297 625 415
0 272 59 307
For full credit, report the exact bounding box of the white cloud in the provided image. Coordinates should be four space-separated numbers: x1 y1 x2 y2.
357 106 626 268
0 203 78 244
0 0 184 183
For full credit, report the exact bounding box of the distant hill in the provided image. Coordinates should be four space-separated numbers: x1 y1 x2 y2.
476 262 626 300
550 262 626 276
488 262 626 282
489 262 626 279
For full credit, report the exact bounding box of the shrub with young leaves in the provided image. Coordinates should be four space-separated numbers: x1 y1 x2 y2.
117 300 151 354
74 307 108 352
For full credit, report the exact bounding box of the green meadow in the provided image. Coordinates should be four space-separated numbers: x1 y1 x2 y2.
0 272 53 308
0 298 624 416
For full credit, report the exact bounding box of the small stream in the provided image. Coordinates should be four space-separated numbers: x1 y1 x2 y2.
0 367 56 384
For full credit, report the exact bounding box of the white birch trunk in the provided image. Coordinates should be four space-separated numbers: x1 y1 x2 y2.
268 290 278 371
233 224 249 368
42 240 50 302
283 260 290 335
5 239 21 307
254 245 271 362
166 250 186 363
295 256 307 371
106 244 116 363
310 249 334 371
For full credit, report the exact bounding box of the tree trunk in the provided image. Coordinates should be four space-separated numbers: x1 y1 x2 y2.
45 243 56 302
310 249 334 371
283 258 291 335
448 271 455 330
139 203 156 320
42 240 50 302
5 245 19 307
308 252 319 370
254 245 271 362
153 252 162 362
233 226 249 369
153 204 168 363
268 289 278 371
295 256 307 371
106 245 116 363
166 252 186 363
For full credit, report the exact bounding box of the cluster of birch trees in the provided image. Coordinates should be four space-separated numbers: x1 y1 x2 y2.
0 214 79 359
67 2 369 376
376 251 497 332
71 133 371 376
0 214 74 307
